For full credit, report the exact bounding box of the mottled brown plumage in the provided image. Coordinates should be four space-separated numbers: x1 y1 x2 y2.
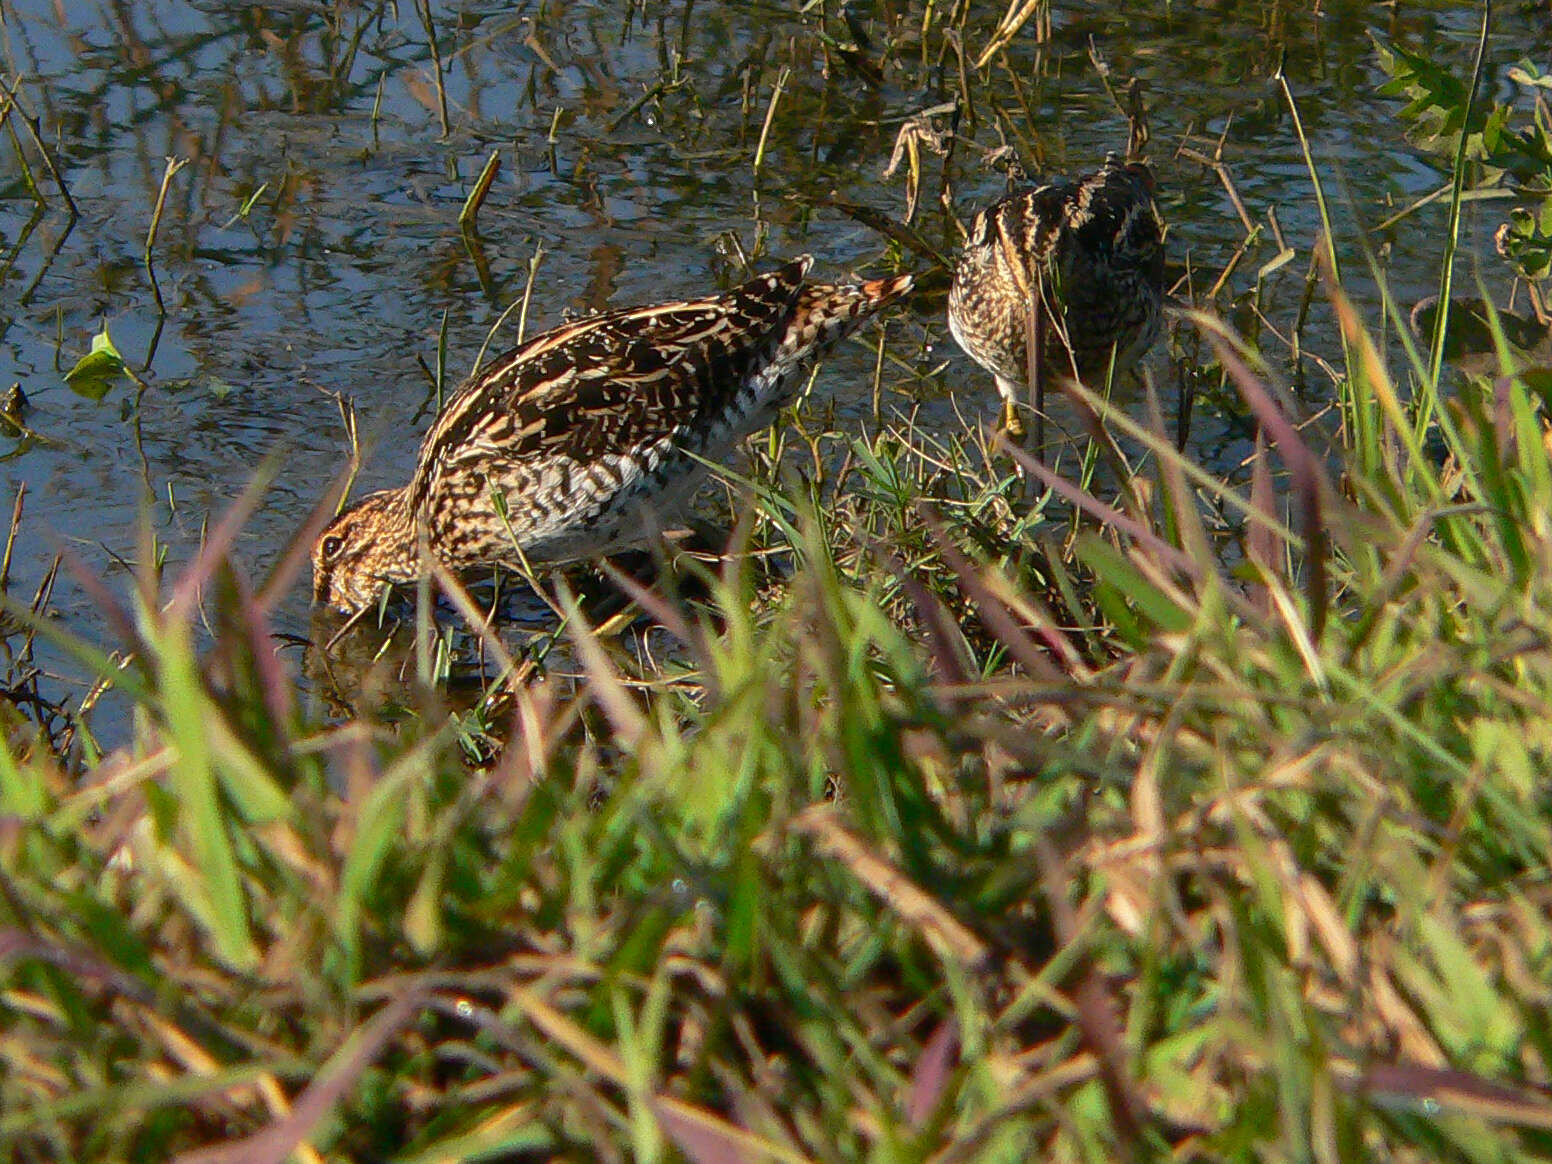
947 156 1165 437
312 258 913 613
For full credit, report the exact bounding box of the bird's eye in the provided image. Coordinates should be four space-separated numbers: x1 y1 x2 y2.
322 535 344 560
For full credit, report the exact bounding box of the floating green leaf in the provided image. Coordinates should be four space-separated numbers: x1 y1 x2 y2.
63 325 129 400
1507 61 1552 91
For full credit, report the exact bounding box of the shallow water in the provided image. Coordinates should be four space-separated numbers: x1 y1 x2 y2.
1 0 1545 739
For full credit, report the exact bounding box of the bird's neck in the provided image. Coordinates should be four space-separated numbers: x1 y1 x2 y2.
377 486 428 585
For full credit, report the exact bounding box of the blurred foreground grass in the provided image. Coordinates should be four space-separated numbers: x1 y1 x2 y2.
5 280 1552 1161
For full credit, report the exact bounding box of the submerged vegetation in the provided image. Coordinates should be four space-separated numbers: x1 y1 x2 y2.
5 0 1552 1160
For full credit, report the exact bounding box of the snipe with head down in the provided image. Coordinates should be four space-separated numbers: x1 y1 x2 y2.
947 155 1166 440
312 257 913 614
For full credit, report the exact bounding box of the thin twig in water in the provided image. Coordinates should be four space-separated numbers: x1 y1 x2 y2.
414 0 452 137
515 242 546 346
470 241 546 380
3 77 79 219
1 483 24 592
458 149 502 236
753 67 790 177
146 156 189 318
975 0 1049 68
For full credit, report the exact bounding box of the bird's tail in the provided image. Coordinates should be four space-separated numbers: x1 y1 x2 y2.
783 270 916 357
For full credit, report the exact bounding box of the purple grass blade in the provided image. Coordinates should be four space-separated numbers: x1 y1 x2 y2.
171 991 425 1164
906 1018 960 1127
859 529 975 685
916 503 1066 681
164 458 282 625
1205 333 1330 639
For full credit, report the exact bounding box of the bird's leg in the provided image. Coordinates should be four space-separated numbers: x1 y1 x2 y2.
995 375 1026 440
995 374 1038 505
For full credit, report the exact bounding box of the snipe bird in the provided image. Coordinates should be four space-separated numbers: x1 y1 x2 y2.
312 257 913 614
947 155 1165 440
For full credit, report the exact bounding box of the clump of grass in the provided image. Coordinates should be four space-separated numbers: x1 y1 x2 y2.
7 247 1552 1159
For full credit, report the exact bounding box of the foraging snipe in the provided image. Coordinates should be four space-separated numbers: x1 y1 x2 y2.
312 257 913 614
947 155 1165 438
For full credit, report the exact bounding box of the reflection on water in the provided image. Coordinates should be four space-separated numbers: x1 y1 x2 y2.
0 0 1543 740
